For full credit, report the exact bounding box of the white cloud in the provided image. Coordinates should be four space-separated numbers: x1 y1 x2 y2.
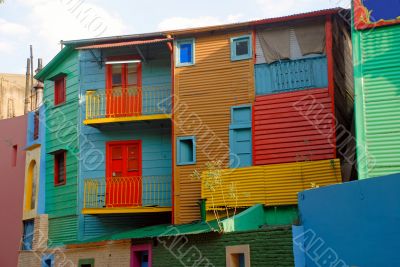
0 41 15 54
255 0 351 18
10 0 129 72
157 14 244 31
0 19 29 36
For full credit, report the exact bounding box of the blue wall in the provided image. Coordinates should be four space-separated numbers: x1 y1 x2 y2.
255 56 328 95
78 49 172 240
25 106 46 215
296 174 400 266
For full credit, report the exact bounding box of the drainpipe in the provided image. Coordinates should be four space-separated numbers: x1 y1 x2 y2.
199 198 207 222
24 58 31 114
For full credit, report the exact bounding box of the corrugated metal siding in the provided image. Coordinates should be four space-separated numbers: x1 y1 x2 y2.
44 50 79 219
355 24 400 178
202 159 341 209
82 213 170 240
174 31 255 223
254 88 335 165
48 216 79 246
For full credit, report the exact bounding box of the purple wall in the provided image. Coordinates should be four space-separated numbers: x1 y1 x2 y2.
0 115 27 267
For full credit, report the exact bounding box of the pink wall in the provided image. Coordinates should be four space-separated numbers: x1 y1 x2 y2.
0 115 27 267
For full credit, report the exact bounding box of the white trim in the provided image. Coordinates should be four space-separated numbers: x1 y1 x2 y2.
105 60 141 65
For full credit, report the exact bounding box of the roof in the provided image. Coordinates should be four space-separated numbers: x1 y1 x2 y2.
74 220 220 244
34 46 74 81
76 38 172 50
62 8 345 47
37 8 346 80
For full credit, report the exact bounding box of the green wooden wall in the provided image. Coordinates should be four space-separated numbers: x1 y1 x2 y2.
43 49 80 245
353 23 400 179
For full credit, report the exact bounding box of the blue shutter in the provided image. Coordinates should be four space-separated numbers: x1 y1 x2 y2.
230 105 252 168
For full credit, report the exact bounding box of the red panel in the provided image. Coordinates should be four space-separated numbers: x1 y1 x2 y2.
106 140 142 207
253 88 335 165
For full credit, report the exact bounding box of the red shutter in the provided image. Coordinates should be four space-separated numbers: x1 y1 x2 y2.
54 76 66 105
33 112 39 140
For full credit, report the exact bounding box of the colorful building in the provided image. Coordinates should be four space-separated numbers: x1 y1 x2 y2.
353 0 400 178
17 8 354 267
0 115 27 267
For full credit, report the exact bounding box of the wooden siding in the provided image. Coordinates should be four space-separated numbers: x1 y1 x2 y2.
174 31 255 223
254 88 335 165
44 50 79 216
43 50 80 244
78 49 172 238
353 24 400 178
202 159 342 209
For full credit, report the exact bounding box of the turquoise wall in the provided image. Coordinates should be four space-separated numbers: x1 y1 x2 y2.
43 49 80 245
353 23 400 179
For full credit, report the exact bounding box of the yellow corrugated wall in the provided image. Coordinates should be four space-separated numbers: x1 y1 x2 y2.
174 31 255 223
202 159 342 210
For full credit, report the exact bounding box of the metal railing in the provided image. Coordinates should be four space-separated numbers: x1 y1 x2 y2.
83 176 172 209
86 86 171 120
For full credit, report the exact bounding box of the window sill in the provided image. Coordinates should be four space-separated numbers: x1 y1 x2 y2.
177 161 196 166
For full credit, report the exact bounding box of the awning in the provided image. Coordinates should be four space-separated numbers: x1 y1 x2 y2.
76 38 173 50
70 220 220 245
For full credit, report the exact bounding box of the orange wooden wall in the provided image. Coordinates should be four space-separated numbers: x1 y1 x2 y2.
173 31 255 223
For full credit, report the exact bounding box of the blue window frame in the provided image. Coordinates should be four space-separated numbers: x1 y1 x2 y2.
22 220 34 250
177 136 196 165
176 39 195 67
231 35 252 61
42 254 55 267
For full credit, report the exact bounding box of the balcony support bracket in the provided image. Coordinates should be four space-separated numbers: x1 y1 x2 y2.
89 49 103 69
135 45 146 63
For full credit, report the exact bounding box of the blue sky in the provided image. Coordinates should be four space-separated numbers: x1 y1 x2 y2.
0 0 350 73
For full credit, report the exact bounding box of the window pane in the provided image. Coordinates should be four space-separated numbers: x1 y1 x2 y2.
127 145 139 172
31 162 37 210
180 43 192 63
57 153 65 183
112 64 122 85
236 39 249 56
127 63 138 85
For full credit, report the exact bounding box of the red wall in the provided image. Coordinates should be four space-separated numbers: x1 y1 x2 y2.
0 115 27 267
253 88 335 165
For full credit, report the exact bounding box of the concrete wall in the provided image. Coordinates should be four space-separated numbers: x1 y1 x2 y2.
0 115 27 267
297 173 400 266
0 73 26 119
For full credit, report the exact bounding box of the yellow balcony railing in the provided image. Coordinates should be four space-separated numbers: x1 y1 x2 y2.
83 176 172 211
201 159 342 210
85 86 171 124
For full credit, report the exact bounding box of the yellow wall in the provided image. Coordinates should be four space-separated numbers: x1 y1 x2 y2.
173 30 255 223
202 159 342 210
23 146 41 220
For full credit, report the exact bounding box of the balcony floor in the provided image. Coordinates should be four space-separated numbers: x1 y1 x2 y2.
84 114 172 125
82 206 172 214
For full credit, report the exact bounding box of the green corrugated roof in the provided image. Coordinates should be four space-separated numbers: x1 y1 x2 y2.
75 220 220 244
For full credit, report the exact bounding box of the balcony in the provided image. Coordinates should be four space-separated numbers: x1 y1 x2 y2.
83 176 172 214
201 159 342 211
84 86 171 125
255 56 328 95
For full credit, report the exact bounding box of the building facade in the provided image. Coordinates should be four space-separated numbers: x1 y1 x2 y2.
17 8 354 267
353 0 400 178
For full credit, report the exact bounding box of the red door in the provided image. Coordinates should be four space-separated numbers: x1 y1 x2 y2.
106 140 142 207
106 62 142 117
